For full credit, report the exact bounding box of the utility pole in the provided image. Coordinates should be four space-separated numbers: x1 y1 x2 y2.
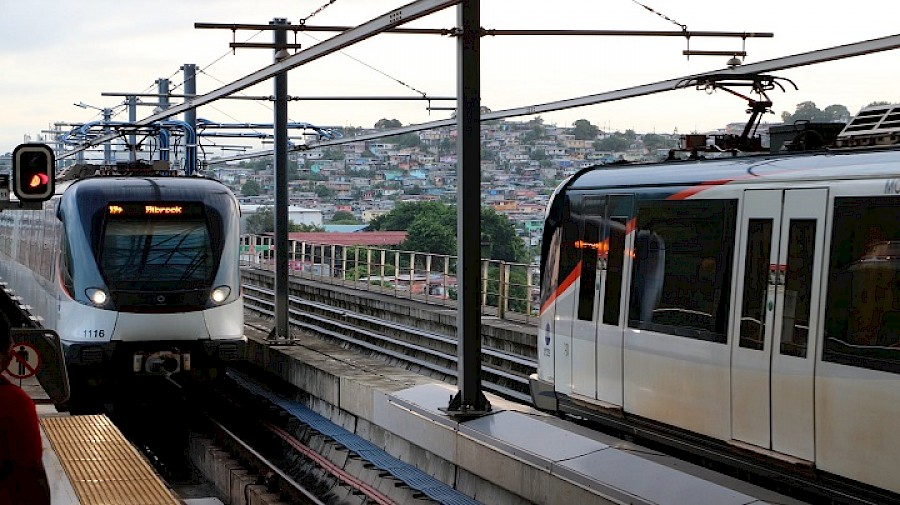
127 95 137 162
157 78 170 162
272 18 291 341
445 0 490 416
102 108 111 167
183 64 198 174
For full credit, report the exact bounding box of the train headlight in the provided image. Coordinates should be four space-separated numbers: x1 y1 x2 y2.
210 286 231 304
85 288 108 306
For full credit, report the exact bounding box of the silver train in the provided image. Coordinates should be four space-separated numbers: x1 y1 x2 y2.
530 144 900 499
0 175 245 398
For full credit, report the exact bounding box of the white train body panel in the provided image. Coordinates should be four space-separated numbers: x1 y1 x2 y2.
531 148 900 496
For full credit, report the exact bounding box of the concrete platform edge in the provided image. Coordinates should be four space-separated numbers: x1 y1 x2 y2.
244 331 626 505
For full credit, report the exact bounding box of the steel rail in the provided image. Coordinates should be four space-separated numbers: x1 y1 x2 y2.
242 288 533 402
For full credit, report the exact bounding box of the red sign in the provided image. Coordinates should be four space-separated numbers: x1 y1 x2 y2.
5 342 40 379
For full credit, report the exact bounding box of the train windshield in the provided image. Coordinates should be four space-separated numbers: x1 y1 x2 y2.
98 203 215 290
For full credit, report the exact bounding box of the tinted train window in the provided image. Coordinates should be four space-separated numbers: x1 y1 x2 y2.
628 199 737 343
577 197 605 321
100 220 214 290
738 219 773 350
557 196 582 293
823 196 900 374
779 220 816 358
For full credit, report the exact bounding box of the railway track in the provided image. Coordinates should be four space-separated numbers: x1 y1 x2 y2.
242 283 537 403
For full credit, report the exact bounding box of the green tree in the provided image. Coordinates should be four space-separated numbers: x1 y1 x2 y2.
245 206 323 233
370 201 451 231
375 118 403 129
330 210 358 224
822 104 852 123
530 148 549 161
369 201 525 262
321 147 344 160
481 207 526 263
642 133 670 151
572 119 599 140
291 222 324 232
438 137 455 156
520 116 546 143
245 206 274 234
242 179 261 196
315 184 335 198
404 212 457 256
593 131 634 151
481 147 498 161
390 132 422 149
781 102 851 123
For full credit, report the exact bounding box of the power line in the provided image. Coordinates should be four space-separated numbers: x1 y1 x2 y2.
629 0 686 31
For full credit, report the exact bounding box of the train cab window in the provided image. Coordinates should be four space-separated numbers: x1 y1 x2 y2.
628 199 737 343
100 219 214 290
823 196 900 374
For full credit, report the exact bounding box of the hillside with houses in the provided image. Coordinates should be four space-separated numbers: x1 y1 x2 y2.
216 117 696 249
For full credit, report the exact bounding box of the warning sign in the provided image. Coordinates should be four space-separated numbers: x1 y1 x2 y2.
5 342 40 379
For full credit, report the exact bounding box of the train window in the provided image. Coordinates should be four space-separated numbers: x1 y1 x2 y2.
738 219 773 350
823 196 900 374
99 220 214 290
577 197 605 321
557 196 582 296
539 227 563 309
59 235 75 297
628 199 737 343
779 220 816 358
603 217 628 326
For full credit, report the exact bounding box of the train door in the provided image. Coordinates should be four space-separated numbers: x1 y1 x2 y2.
571 196 604 397
553 195 582 395
731 188 827 461
570 195 632 405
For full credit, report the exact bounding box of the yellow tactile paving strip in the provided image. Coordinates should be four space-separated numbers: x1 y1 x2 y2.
41 415 180 505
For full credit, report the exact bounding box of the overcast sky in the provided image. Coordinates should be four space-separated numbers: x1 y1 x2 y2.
1 0 898 154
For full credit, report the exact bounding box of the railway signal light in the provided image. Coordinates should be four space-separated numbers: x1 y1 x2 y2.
12 143 55 201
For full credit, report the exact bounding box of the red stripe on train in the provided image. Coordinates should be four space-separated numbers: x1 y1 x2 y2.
539 261 582 316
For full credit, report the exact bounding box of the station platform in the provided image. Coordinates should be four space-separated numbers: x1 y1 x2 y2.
10 374 179 505
243 314 807 505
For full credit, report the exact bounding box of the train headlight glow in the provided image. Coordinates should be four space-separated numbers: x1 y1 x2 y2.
85 288 108 306
210 286 231 304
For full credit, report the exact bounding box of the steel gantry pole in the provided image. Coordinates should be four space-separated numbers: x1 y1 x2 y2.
102 108 111 167
446 0 490 416
127 95 137 162
182 64 198 175
272 18 292 341
157 78 170 162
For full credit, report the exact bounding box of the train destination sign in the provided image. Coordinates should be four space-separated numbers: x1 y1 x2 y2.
107 202 203 218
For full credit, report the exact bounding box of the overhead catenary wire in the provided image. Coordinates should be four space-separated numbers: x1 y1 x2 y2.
629 0 687 31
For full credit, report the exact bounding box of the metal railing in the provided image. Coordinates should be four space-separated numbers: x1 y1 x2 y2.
239 234 540 323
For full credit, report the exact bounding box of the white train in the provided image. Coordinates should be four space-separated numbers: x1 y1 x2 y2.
530 137 900 499
0 173 245 402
